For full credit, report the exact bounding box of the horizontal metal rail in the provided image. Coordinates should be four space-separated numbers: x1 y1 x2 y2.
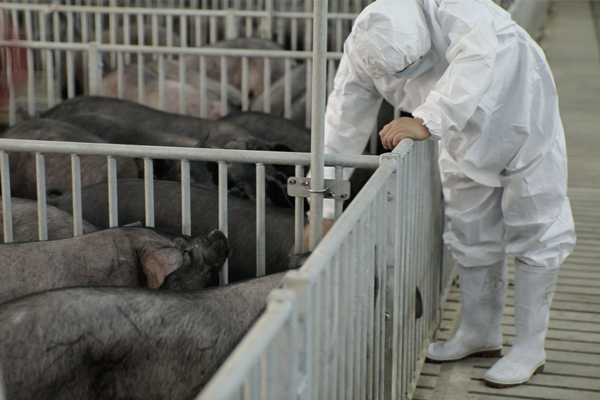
0 40 343 59
0 138 379 168
0 3 358 20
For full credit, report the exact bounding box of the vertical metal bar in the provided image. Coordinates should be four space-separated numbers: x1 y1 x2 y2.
225 8 237 39
357 217 368 400
151 13 158 55
283 270 311 400
143 157 155 227
262 57 271 112
39 11 55 109
293 164 304 254
209 9 217 43
256 163 266 277
24 11 34 116
123 10 130 65
218 161 229 285
307 0 328 250
4 29 16 126
1 151 13 244
181 160 191 236
260 0 273 39
158 54 166 111
245 0 253 38
334 165 344 220
199 56 207 117
137 14 145 103
108 0 117 68
178 55 186 114
107 155 118 228
71 154 83 236
365 213 375 400
335 245 347 400
304 0 312 52
241 56 249 111
179 12 188 49
194 14 201 47
117 52 124 98
88 42 101 95
52 9 63 103
328 254 339 400
283 58 292 119
290 0 298 51
374 189 387 400
166 14 173 53
35 153 48 241
220 56 228 117
399 154 410 398
316 276 326 399
345 232 358 399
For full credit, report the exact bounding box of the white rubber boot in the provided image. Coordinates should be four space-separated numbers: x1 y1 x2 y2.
483 261 559 387
426 260 506 362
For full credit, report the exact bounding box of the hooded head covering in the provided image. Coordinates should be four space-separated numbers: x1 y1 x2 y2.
348 0 432 79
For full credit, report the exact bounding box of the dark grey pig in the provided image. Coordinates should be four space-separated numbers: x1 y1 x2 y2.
48 179 296 284
0 196 98 243
0 119 139 200
41 95 286 152
0 226 230 304
59 113 214 186
0 269 287 400
42 97 294 206
58 111 290 206
219 110 311 153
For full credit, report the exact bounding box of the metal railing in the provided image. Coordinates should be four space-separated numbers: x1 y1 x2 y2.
198 138 450 400
0 136 380 288
0 0 355 127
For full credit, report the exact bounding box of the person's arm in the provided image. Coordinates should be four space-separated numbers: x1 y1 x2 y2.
411 2 499 140
324 55 383 157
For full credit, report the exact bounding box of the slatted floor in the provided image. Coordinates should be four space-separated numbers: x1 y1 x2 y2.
413 1 600 399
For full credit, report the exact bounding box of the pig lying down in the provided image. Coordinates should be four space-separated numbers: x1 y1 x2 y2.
0 196 99 243
0 270 290 400
0 226 230 304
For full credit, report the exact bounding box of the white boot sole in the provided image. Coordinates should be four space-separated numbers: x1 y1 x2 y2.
425 347 502 363
483 363 545 388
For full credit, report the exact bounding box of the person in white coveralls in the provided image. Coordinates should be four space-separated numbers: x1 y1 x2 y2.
322 0 576 388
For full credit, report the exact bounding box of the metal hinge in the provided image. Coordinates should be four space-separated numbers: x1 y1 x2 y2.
287 177 351 200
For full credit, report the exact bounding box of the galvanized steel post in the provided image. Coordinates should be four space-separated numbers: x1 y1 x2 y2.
87 41 102 95
308 0 328 251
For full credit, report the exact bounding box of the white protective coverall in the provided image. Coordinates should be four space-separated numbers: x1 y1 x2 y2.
323 0 576 269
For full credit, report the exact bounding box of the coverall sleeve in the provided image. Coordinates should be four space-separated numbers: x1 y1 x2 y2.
412 1 498 140
324 54 383 156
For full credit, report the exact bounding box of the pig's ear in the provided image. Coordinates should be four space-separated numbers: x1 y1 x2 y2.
140 247 184 289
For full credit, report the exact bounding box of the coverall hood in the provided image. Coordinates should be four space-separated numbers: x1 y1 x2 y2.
348 0 432 79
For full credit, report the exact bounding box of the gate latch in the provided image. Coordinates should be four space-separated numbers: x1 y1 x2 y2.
287 177 351 200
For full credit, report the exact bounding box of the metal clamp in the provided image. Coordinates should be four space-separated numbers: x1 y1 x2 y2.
287 177 350 200
307 187 329 193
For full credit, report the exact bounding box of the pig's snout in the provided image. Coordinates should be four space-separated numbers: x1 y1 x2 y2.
206 229 231 260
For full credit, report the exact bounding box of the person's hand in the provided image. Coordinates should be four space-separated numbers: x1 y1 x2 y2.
294 219 335 254
379 117 430 150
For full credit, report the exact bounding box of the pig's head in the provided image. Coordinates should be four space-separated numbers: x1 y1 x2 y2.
136 228 230 290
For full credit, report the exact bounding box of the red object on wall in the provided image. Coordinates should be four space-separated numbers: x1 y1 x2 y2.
1 13 28 106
